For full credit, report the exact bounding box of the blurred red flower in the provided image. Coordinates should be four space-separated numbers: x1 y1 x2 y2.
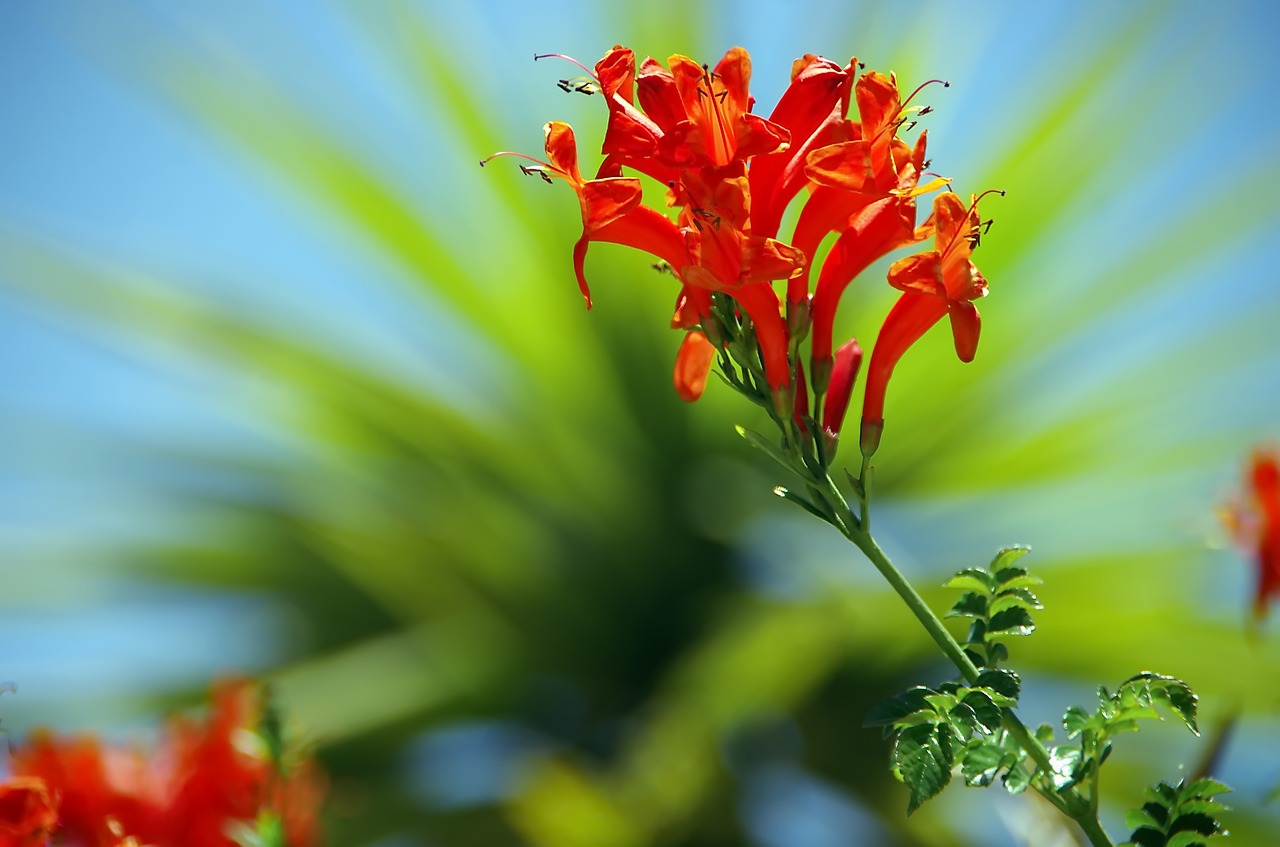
0 777 58 847
1224 449 1280 622
8 680 323 847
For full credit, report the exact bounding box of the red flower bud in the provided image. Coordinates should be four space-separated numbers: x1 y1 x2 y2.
673 331 718 402
821 339 863 438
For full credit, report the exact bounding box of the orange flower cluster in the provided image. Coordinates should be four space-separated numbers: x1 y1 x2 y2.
0 681 323 847
486 45 997 455
1223 449 1280 623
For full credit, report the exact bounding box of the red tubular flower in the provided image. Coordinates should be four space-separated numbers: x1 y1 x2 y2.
858 190 996 455
490 45 980 416
0 777 58 847
886 191 993 362
800 71 949 370
748 54 857 244
482 121 687 309
1224 449 1280 622
807 191 921 371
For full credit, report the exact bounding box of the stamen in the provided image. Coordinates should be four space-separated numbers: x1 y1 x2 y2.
520 164 555 184
480 151 565 183
533 52 599 80
480 150 550 168
699 62 734 164
970 188 1007 208
947 190 1007 254
557 77 601 95
899 79 949 115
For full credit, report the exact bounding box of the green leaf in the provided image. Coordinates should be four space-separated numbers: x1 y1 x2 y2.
1063 705 1092 739
1168 811 1221 837
989 546 1031 573
961 689 1003 733
1003 763 1032 795
1129 829 1166 847
1144 783 1179 808
1116 673 1200 735
1048 745 1082 791
1124 808 1162 831
772 486 829 523
1165 834 1210 847
997 574 1045 591
946 592 988 619
865 687 935 728
734 425 806 479
1156 680 1199 736
944 568 995 594
924 693 960 715
987 606 1036 637
947 700 980 737
1183 778 1231 799
892 723 957 814
960 737 1009 787
989 586 1043 614
975 669 1021 703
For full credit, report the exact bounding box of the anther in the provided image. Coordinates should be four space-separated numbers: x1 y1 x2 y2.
518 164 554 184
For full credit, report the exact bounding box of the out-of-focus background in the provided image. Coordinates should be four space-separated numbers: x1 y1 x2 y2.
3 1 1279 844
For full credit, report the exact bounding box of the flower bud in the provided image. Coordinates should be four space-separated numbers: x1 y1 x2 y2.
821 339 863 437
673 331 718 402
793 360 810 436
787 295 812 344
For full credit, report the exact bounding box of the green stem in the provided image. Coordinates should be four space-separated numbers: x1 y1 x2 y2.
1074 811 1113 847
841 524 1113 847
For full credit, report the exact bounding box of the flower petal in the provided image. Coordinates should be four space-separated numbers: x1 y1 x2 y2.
804 140 874 192
579 178 644 233
574 204 687 308
594 45 636 103
543 121 583 184
886 251 944 296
